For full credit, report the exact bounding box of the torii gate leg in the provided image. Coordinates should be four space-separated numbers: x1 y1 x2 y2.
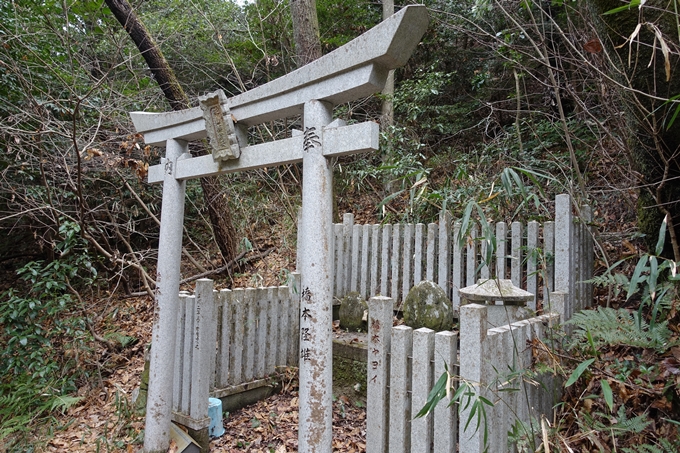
144 139 188 452
298 100 334 453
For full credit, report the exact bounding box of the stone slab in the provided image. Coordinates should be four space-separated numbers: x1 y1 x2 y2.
147 121 378 183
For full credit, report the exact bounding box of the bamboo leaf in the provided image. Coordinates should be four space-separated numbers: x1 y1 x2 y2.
565 358 595 387
651 25 672 81
603 0 641 14
414 372 449 418
601 379 614 412
627 257 649 300
655 214 668 256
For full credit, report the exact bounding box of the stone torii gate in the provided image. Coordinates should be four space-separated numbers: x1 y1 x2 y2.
130 6 428 452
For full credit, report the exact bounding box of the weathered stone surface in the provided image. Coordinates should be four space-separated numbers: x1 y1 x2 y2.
339 292 368 332
403 281 453 331
459 278 534 305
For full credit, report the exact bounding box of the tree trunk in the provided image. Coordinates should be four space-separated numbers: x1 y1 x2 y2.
105 0 237 263
290 0 322 66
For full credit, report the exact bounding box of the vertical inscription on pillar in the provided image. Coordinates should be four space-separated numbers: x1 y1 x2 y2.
303 127 321 152
369 318 381 383
300 287 313 362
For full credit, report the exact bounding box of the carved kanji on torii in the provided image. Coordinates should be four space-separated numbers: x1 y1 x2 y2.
129 7 428 453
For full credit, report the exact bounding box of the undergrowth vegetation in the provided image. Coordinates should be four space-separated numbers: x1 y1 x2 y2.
0 0 679 449
0 222 95 446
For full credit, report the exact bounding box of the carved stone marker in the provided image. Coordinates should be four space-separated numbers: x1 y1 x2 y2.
129 7 428 453
198 90 240 162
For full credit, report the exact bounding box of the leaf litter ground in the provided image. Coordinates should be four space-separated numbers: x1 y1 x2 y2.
34 242 368 452
210 370 366 452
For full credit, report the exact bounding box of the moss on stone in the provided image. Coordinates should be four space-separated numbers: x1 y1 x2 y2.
332 356 367 406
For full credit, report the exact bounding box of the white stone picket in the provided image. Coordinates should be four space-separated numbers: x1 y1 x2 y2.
371 225 380 298
426 223 437 281
414 223 424 285
342 213 354 296
452 222 463 312
389 325 412 453
544 220 555 298
361 224 371 298
411 328 435 453
277 287 290 369
433 331 457 453
438 212 451 298
526 221 539 310
215 290 231 387
402 223 414 301
244 288 256 382
480 231 490 280
511 221 522 287
351 224 361 293
554 194 573 320
381 225 391 296
255 290 266 379
391 224 401 301
231 289 245 385
466 224 477 287
265 287 278 375
496 221 507 282
334 223 344 298
173 293 188 412
366 296 392 453
180 295 194 415
287 273 301 367
188 280 215 422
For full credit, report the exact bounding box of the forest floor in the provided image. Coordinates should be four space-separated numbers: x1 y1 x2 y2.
39 289 369 452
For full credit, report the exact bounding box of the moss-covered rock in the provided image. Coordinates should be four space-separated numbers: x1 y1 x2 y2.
339 292 368 332
403 281 453 331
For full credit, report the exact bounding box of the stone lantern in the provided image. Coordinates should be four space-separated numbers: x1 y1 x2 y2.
459 279 534 327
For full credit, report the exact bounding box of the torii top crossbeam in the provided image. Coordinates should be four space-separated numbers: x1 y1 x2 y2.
131 6 428 453
131 5 428 147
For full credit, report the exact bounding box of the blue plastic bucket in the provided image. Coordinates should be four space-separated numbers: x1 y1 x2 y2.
208 397 225 438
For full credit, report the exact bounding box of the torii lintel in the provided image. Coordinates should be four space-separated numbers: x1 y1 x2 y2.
129 5 429 146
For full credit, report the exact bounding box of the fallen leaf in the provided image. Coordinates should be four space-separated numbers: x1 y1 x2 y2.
584 38 603 53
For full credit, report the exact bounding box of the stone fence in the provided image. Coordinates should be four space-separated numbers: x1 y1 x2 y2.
170 194 593 446
332 193 593 315
367 295 564 453
170 275 300 431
